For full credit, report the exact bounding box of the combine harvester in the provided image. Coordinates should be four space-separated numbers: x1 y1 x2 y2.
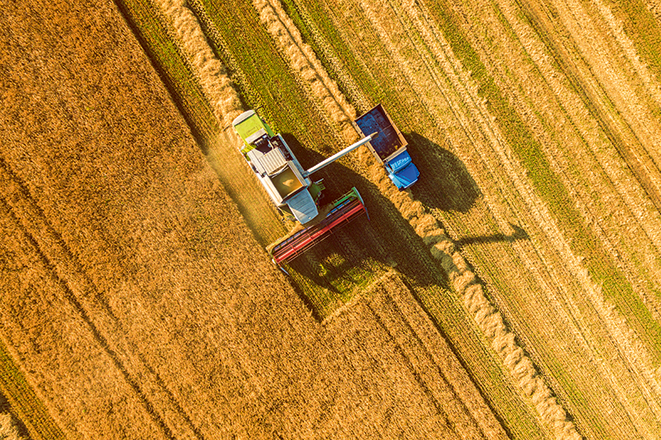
232 109 377 265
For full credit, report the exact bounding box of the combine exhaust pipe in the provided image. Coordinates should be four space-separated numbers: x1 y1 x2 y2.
303 132 378 177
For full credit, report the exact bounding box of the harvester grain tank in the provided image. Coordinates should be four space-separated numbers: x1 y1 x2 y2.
232 109 376 264
353 104 420 190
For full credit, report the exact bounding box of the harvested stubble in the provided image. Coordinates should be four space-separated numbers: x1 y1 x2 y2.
153 0 243 127
387 177 582 440
325 272 509 439
254 0 358 143
280 0 661 435
0 0 516 438
413 0 661 433
252 1 580 437
507 0 661 329
496 0 661 319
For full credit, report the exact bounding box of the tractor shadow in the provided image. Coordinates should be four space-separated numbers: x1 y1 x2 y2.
404 132 529 247
404 132 481 213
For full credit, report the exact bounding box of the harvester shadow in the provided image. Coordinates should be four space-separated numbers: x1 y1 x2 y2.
286 231 370 295
281 134 407 295
404 132 481 213
281 133 441 290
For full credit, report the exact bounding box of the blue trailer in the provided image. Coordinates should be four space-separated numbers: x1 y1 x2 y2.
354 104 420 190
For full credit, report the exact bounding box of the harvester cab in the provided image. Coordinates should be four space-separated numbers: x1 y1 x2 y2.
232 109 376 265
233 110 319 224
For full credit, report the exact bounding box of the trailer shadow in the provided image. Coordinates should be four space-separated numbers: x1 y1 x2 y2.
403 132 530 248
403 132 481 214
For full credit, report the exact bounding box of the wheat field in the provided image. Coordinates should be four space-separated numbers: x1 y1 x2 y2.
3 0 661 438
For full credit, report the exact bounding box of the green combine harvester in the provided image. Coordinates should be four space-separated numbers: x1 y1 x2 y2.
232 109 376 264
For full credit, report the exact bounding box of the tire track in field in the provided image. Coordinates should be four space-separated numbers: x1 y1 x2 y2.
327 272 506 439
0 158 205 440
328 293 463 438
372 275 511 439
467 0 661 423
522 0 661 215
252 0 581 437
381 0 661 435
363 305 466 440
552 0 661 176
0 199 176 440
493 0 661 425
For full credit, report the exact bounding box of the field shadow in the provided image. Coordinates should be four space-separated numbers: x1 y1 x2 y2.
404 132 529 247
404 132 481 213
278 133 450 318
202 129 527 320
455 223 529 247
0 391 31 440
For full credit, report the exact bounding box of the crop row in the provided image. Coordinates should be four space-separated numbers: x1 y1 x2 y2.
272 0 661 437
197 0 553 437
0 339 64 440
